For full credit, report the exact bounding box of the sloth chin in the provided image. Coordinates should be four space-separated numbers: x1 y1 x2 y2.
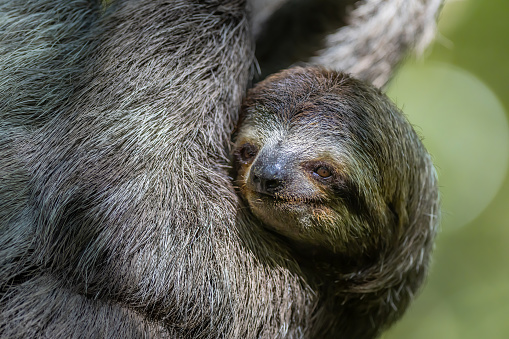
245 189 336 243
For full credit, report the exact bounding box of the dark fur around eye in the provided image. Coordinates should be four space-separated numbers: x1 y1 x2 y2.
236 143 258 163
305 162 366 214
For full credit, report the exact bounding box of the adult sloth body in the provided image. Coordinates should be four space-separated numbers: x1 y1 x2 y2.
0 0 440 338
0 1 275 337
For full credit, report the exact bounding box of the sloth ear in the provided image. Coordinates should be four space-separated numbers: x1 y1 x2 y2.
251 0 442 87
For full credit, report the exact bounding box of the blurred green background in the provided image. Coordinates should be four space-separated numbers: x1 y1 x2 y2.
382 0 509 338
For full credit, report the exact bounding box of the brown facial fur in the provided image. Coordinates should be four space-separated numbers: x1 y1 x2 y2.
234 66 439 336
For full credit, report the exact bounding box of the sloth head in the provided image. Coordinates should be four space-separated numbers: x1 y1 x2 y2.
234 67 439 259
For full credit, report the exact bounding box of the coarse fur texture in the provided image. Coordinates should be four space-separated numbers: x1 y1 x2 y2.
0 0 441 338
311 0 444 87
254 0 443 87
233 67 439 338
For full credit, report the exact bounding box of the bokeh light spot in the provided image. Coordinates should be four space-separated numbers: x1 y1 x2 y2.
387 61 509 230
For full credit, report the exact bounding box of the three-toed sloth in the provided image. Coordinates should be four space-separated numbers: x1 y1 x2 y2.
0 0 440 338
233 67 439 337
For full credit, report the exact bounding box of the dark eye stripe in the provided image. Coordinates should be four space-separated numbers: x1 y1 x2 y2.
331 179 371 219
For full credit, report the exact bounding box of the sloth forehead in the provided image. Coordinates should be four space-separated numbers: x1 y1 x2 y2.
237 112 349 162
240 104 350 145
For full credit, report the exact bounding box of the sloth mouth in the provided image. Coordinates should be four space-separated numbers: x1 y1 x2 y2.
249 190 324 206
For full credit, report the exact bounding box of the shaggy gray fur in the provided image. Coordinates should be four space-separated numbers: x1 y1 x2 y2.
312 0 444 87
0 0 441 338
253 0 442 86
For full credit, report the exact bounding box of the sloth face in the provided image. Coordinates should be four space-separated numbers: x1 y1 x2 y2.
233 67 435 256
234 120 357 249
233 105 378 253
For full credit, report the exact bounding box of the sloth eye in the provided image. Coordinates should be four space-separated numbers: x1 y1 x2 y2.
314 166 332 178
238 143 258 163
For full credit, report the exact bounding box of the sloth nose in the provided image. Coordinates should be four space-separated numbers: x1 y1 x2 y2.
251 162 285 195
